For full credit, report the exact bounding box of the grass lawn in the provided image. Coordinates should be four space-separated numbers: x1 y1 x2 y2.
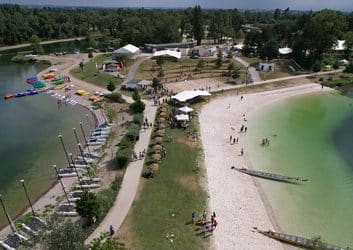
258 59 297 80
241 56 260 65
119 112 209 250
70 54 125 88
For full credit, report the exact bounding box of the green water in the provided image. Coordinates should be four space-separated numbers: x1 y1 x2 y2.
0 56 95 228
246 92 353 247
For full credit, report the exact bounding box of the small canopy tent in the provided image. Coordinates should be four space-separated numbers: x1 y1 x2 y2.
172 90 211 102
175 114 189 121
278 47 293 55
179 106 194 113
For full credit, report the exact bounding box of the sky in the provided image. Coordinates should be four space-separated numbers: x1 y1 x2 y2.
0 0 353 11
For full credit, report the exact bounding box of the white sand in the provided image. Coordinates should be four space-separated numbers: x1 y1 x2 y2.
199 83 332 250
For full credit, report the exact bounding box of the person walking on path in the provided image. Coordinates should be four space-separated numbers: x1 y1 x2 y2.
109 225 115 236
191 211 196 224
230 135 232 143
240 148 244 156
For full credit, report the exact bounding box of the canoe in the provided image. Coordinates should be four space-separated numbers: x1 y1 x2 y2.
4 93 13 99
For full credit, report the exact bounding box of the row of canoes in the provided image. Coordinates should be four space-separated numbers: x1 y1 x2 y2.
4 89 39 99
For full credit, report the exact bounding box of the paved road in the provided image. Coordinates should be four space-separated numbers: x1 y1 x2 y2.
235 57 261 82
0 37 86 52
121 54 152 85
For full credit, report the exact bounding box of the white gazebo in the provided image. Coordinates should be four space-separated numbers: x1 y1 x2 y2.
113 44 140 58
179 106 194 113
172 90 211 102
175 114 189 121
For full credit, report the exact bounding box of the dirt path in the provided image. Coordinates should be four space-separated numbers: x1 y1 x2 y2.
235 56 261 82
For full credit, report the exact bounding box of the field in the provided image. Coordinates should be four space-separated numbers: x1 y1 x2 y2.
118 108 209 250
136 57 248 84
70 54 129 88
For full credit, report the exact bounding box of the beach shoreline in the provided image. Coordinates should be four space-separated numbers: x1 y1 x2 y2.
199 83 332 250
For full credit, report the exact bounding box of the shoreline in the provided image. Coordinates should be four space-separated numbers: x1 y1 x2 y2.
199 83 332 249
0 54 105 238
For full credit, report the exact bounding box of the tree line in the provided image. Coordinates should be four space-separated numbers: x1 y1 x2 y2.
2 4 353 68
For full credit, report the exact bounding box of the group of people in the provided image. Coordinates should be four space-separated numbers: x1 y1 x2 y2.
132 149 146 161
229 135 239 144
191 210 218 234
261 138 270 146
240 124 247 133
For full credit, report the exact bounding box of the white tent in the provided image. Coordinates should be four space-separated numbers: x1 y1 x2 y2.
278 47 293 55
175 114 189 121
153 50 181 59
137 79 152 86
333 40 345 51
113 44 140 57
233 44 244 50
179 106 194 113
172 90 211 102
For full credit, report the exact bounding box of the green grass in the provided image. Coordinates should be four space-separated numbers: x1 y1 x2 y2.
241 56 260 65
258 59 296 80
70 54 123 88
124 114 208 250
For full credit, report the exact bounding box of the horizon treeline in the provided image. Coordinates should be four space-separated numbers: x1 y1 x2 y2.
1 4 353 68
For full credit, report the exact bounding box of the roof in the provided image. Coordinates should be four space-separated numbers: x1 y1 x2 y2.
233 44 244 50
103 60 118 64
333 40 345 51
278 47 293 55
172 90 211 102
115 44 140 54
153 49 181 59
179 106 194 113
137 79 152 86
153 50 181 59
175 114 189 121
145 41 195 49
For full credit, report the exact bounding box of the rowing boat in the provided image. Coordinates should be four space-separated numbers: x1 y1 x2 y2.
233 167 307 183
253 227 346 250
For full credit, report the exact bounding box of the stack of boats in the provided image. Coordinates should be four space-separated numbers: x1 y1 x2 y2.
86 123 112 146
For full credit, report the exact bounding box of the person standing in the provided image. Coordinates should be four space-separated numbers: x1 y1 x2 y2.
191 211 196 224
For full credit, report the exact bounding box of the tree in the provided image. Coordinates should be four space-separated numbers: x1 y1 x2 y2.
152 77 161 89
76 191 100 225
312 60 323 73
196 59 205 71
156 57 165 68
132 89 141 102
29 35 43 54
344 62 353 73
192 5 204 46
228 61 235 70
344 32 353 59
260 40 279 60
130 100 145 113
107 80 116 92
41 218 87 250
227 50 233 59
236 29 245 40
88 50 93 58
157 68 164 78
231 69 240 79
90 237 126 250
79 61 84 71
215 57 223 69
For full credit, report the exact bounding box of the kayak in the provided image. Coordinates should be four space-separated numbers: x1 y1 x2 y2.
14 92 27 97
4 93 13 99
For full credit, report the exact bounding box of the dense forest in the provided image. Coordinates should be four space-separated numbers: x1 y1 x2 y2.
1 4 353 67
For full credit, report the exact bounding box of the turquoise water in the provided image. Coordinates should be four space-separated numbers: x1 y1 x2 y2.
246 92 353 247
0 56 95 228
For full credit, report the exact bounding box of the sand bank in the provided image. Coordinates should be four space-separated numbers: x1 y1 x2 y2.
199 83 332 249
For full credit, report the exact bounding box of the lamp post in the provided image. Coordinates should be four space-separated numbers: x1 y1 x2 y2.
53 165 71 206
58 135 71 167
73 128 80 144
0 195 17 233
69 153 82 187
78 143 92 180
20 179 35 216
80 122 91 154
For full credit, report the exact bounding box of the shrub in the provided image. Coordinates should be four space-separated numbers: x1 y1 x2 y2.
116 147 132 169
344 62 353 73
118 137 133 149
76 191 100 225
105 92 125 103
319 77 324 81
132 113 144 126
107 80 116 92
126 123 140 142
130 100 145 113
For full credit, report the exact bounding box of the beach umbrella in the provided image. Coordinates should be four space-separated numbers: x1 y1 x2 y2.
152 154 161 160
149 163 159 171
155 137 163 144
159 112 167 117
152 145 162 151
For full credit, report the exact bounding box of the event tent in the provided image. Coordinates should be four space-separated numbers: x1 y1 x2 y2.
175 114 189 121
333 40 345 51
153 50 181 59
113 44 140 58
278 47 293 55
179 106 194 113
172 90 211 102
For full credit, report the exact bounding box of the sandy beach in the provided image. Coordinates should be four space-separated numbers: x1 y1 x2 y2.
199 83 332 250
